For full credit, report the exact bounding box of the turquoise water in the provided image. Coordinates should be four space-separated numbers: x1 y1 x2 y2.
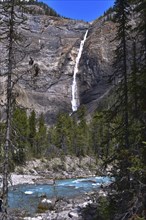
8 176 112 214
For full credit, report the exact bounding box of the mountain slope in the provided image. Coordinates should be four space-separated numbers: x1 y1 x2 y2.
0 4 116 124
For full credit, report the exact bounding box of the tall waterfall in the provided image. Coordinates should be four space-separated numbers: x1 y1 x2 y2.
71 30 88 112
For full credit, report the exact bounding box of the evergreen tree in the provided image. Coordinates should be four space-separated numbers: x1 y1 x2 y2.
75 106 89 156
28 110 36 156
108 0 132 190
11 108 29 165
134 1 146 216
135 0 146 64
0 0 31 217
52 113 72 154
114 0 130 146
35 113 47 157
0 122 5 167
90 111 111 160
103 0 146 218
0 2 15 216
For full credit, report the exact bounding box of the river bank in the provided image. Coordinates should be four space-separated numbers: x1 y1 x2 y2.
0 156 111 219
7 156 108 186
0 156 106 186
7 188 108 220
0 176 110 220
14 156 104 179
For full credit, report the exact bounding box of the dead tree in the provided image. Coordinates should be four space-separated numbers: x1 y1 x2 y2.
0 1 32 218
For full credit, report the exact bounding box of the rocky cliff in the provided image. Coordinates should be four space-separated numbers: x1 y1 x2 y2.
79 19 116 115
0 5 117 125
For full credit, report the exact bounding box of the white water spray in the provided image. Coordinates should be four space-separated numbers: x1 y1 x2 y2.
71 30 88 112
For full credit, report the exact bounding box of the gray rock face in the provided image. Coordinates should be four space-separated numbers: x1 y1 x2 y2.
0 8 116 124
0 12 89 124
78 20 117 113
20 16 89 125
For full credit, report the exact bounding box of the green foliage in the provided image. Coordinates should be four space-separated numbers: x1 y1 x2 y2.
28 111 48 158
51 113 70 151
21 0 60 17
134 217 145 220
99 0 146 218
0 122 5 165
11 108 29 165
50 112 77 155
4 108 48 163
89 196 114 220
90 111 113 160
75 106 89 156
35 113 47 158
97 197 111 220
49 108 91 157
28 110 36 156
128 155 143 175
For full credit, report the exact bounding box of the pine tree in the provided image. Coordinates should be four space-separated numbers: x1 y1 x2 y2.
0 1 31 216
35 113 47 157
0 1 17 217
134 1 146 216
115 0 130 145
11 107 29 165
104 0 146 217
28 110 36 156
75 106 89 156
0 122 5 166
108 0 132 190
52 113 71 154
90 111 111 160
135 0 146 64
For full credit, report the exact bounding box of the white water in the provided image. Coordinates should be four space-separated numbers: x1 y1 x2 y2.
24 191 33 195
71 30 88 112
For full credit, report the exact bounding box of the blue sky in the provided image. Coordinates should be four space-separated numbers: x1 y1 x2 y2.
41 0 115 22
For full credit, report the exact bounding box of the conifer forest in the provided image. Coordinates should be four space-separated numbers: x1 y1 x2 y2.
0 0 146 219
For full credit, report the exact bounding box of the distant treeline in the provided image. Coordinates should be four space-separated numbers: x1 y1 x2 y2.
0 106 107 167
0 0 61 17
26 1 61 17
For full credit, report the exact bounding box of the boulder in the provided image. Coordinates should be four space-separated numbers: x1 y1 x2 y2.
37 198 54 211
68 211 79 218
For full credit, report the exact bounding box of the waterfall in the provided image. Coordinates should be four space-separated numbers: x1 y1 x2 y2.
71 30 88 112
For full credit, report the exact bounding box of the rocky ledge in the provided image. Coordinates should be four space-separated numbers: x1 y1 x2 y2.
13 156 105 182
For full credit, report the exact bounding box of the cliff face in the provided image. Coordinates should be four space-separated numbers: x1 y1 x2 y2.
0 7 117 124
0 12 89 124
78 19 117 114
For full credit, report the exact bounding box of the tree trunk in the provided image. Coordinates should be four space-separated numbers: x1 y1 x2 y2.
2 1 14 219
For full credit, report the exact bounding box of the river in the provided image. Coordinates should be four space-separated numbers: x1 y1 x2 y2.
8 176 112 215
